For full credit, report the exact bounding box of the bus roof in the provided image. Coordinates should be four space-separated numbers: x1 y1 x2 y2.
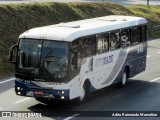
19 15 148 42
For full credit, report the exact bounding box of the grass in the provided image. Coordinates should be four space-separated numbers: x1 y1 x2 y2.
127 5 160 38
0 2 160 78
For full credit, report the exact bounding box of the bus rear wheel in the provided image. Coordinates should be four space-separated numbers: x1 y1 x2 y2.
119 69 128 87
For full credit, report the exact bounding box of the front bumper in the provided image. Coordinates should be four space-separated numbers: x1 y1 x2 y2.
15 80 70 100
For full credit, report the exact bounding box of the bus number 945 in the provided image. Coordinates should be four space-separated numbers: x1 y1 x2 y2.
137 45 144 54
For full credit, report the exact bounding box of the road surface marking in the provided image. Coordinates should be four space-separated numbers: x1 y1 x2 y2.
149 77 160 82
157 52 160 53
0 78 15 84
147 55 150 58
0 107 2 110
63 113 80 120
14 98 31 104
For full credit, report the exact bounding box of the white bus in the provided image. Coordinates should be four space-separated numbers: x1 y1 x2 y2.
9 15 148 103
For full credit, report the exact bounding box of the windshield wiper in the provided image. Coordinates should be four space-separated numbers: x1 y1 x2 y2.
24 50 29 67
43 42 56 67
44 48 54 61
44 42 55 61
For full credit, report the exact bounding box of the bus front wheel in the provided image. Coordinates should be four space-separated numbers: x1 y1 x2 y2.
77 81 90 103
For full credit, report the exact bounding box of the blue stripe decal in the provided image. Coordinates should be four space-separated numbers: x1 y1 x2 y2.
102 47 129 85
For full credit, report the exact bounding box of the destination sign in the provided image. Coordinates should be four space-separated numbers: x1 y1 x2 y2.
95 55 113 67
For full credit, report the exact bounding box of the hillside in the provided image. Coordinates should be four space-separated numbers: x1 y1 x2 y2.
0 2 160 78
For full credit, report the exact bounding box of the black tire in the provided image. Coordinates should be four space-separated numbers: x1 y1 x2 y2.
119 69 128 87
76 81 90 103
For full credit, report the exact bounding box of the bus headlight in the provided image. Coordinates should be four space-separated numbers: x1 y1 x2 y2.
17 87 20 90
57 90 65 94
61 91 64 94
61 96 65 99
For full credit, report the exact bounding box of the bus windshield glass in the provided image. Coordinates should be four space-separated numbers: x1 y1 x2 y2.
17 39 68 79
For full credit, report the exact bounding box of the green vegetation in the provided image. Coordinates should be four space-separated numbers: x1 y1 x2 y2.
0 2 160 78
127 5 160 38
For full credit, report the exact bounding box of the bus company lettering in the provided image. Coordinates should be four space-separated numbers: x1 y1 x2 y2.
95 55 113 66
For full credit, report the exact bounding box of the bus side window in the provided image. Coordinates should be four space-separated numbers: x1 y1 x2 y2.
97 33 109 54
141 25 146 42
71 39 82 70
121 29 131 47
81 36 96 57
131 26 141 45
110 30 120 51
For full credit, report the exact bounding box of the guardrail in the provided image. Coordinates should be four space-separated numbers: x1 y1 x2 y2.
152 25 160 31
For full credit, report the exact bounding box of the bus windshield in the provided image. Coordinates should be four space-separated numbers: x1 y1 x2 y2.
17 39 68 79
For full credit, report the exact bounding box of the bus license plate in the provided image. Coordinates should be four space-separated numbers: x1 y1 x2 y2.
34 91 44 96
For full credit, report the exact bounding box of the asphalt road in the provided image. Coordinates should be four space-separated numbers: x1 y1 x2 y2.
0 0 160 5
0 38 160 120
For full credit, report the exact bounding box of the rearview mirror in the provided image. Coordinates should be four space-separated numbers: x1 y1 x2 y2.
9 44 18 64
72 52 78 69
72 56 77 66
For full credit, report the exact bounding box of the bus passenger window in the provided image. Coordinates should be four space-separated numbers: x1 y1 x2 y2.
141 26 146 42
131 26 141 44
97 34 109 54
121 29 131 47
81 36 96 57
110 31 120 50
71 39 82 71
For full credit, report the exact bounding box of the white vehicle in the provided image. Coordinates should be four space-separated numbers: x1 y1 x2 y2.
9 15 148 103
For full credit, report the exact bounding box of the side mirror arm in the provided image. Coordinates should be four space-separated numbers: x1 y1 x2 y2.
8 44 18 64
